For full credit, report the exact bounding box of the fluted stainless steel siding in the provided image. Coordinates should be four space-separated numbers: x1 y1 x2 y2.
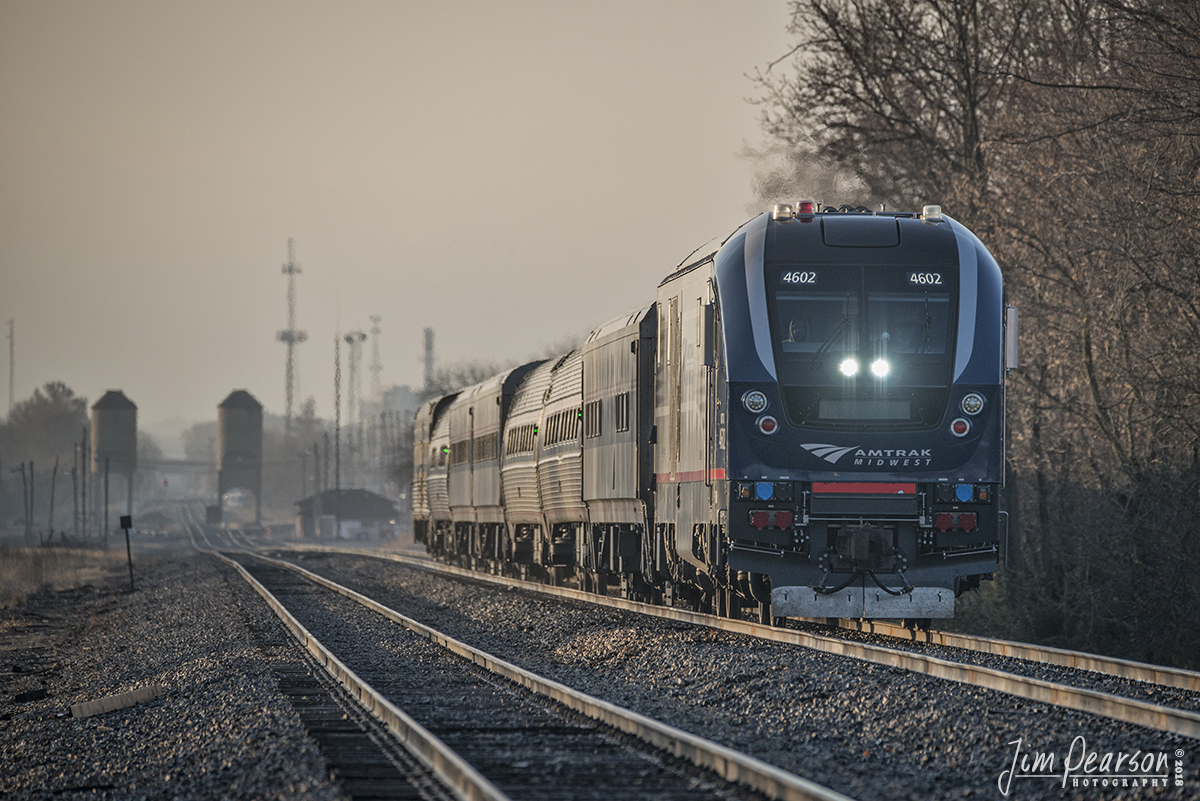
582 305 652 523
656 261 717 568
428 410 452 523
502 360 555 525
538 351 586 524
412 400 435 521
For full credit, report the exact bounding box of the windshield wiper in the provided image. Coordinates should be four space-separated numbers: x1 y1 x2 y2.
811 294 853 367
916 291 933 355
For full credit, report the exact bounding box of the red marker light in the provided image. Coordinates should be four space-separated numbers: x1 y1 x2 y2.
758 415 778 435
950 418 970 437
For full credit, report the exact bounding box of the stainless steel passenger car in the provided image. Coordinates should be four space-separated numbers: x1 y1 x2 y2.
412 204 1014 621
444 365 541 561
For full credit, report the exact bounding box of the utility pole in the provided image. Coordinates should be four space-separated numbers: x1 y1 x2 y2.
80 428 88 539
104 457 110 550
300 447 308 500
7 319 13 416
20 462 29 542
368 316 383 494
322 431 330 494
344 330 366 487
72 446 79 539
48 456 58 538
277 239 307 440
334 334 341 539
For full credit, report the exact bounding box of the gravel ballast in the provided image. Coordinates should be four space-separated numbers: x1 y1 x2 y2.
235 559 768 801
280 549 1197 801
1 548 345 801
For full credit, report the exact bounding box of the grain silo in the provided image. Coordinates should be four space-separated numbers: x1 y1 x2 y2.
217 389 263 523
91 390 137 521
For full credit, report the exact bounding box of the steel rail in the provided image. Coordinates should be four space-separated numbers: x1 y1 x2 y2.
245 551 855 801
831 618 1200 693
286 546 1200 740
210 551 512 801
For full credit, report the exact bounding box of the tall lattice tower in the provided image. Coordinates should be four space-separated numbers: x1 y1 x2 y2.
343 330 367 427
369 315 382 401
276 238 308 439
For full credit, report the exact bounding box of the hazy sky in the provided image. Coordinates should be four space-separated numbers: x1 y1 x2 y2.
1 1 794 432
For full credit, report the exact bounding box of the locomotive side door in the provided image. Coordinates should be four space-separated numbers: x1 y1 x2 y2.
656 260 717 574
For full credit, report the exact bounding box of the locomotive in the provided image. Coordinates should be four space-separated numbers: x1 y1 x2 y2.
412 203 1016 621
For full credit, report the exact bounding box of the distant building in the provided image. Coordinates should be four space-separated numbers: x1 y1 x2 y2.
295 488 398 540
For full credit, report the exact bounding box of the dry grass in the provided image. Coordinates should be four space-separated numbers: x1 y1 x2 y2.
0 547 127 607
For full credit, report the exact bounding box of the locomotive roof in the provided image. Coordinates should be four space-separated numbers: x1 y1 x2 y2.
766 211 960 264
665 209 961 287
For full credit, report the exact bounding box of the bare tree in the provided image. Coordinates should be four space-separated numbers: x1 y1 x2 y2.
421 360 515 400
758 0 1200 666
752 0 1039 213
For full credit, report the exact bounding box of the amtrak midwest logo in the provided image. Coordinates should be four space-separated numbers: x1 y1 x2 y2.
802 443 934 467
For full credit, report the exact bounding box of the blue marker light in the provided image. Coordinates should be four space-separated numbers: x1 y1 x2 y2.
756 482 774 501
955 484 974 503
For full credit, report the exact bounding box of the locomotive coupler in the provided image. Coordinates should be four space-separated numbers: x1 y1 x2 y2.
835 523 898 573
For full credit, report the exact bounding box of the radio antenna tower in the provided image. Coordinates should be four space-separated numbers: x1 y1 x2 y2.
276 238 308 439
369 315 382 401
344 331 367 427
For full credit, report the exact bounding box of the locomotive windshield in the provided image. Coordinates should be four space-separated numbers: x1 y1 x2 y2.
768 263 958 428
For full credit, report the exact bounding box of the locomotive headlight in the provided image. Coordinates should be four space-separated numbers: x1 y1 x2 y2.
839 358 859 376
960 392 985 415
742 390 768 413
870 358 890 377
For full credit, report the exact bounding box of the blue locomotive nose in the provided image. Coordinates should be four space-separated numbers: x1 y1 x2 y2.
755 482 775 501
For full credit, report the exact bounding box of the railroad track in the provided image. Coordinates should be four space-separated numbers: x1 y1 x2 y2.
280 544 1200 741
180 515 461 799
207 546 852 801
831 618 1200 693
